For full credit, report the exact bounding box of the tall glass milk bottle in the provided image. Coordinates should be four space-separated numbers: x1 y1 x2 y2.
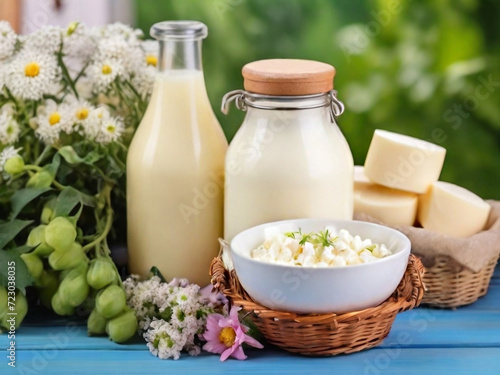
127 21 227 286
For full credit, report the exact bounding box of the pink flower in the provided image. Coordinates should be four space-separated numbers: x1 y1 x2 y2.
202 305 263 361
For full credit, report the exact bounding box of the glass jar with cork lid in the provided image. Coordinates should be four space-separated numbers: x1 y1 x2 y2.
222 59 354 240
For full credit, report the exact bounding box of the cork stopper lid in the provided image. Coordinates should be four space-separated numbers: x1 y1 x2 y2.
242 59 336 96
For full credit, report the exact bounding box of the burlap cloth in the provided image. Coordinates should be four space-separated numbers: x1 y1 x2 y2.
355 200 500 273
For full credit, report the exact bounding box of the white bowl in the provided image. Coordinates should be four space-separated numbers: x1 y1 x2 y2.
230 219 411 314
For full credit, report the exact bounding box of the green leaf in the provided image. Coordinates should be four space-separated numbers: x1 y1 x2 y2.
53 187 96 218
59 146 84 165
0 220 33 249
46 153 61 178
10 187 51 219
149 266 167 283
59 146 103 166
0 246 35 293
53 187 82 217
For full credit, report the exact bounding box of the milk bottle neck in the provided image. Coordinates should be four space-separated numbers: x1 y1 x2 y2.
158 38 203 72
150 20 207 72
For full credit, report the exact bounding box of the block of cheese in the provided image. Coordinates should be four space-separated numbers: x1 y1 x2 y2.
354 173 418 226
354 165 372 189
364 130 446 194
418 181 491 238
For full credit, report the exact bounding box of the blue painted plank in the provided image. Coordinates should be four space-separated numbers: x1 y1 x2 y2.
493 263 500 280
3 348 500 375
385 309 500 348
3 309 499 351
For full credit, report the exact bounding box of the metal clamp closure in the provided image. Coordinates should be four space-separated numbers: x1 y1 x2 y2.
221 89 345 122
221 90 247 114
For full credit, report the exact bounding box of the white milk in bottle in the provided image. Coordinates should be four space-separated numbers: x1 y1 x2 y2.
223 59 353 241
127 21 227 285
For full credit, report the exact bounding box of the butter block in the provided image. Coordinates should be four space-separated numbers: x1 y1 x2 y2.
354 178 418 226
364 130 446 194
418 181 491 238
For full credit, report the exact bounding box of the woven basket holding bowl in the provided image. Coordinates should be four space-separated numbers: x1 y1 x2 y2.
210 254 425 356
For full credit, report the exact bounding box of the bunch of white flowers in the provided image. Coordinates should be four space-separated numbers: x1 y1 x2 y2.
124 276 227 360
0 21 156 150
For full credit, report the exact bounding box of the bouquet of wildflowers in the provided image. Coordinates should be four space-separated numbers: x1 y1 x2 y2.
0 21 157 341
124 274 263 361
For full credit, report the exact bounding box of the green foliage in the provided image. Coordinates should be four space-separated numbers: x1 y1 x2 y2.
135 0 500 199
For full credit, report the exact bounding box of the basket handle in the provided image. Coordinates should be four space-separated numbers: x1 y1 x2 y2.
210 256 229 293
397 254 426 312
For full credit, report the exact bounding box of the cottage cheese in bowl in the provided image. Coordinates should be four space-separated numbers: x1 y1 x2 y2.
251 228 392 267
230 218 411 314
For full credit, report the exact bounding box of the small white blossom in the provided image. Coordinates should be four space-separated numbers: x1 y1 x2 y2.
93 23 143 43
22 25 62 55
96 36 143 75
4 50 61 100
124 275 226 360
62 22 95 59
95 116 124 144
132 65 156 98
88 58 126 93
34 100 73 144
144 319 186 360
0 21 17 60
0 110 20 145
82 106 110 141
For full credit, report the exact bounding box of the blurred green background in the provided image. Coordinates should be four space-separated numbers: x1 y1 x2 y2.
134 0 500 200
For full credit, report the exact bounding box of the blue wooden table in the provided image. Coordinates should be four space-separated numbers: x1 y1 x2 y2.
3 264 500 375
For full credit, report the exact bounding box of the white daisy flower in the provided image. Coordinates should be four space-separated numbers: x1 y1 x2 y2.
132 65 156 98
95 115 124 144
0 110 20 145
4 50 61 101
0 145 20 173
96 36 143 74
64 95 95 125
142 40 159 68
88 58 126 93
94 23 143 43
0 21 17 60
82 106 111 140
22 25 62 55
62 22 95 59
34 100 73 144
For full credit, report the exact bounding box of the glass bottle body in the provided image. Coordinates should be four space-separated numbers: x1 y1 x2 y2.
127 22 227 285
224 93 353 240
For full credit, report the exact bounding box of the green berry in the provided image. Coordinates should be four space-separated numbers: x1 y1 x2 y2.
106 308 137 343
95 285 126 319
20 253 44 279
41 198 56 224
51 292 75 316
48 243 88 271
4 156 25 175
86 259 116 290
36 271 59 310
59 267 89 307
27 225 55 257
45 217 77 252
27 170 54 188
87 309 107 336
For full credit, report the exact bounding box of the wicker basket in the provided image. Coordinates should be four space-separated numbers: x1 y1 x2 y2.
420 254 498 308
210 254 425 356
